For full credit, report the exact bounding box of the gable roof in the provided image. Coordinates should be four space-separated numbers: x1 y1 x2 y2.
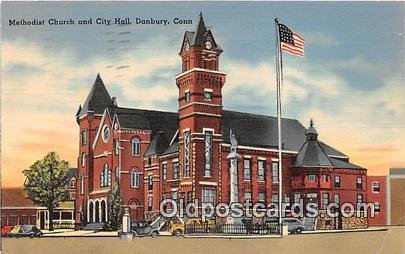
78 74 115 117
1 188 36 208
110 106 178 148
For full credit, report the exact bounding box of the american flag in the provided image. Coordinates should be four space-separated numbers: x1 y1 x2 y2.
278 23 304 56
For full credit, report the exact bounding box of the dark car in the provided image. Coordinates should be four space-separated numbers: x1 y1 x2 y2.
131 220 159 237
282 218 306 234
17 225 43 238
1 225 15 237
263 217 306 234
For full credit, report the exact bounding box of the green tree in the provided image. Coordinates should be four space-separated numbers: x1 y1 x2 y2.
23 151 69 231
106 184 123 231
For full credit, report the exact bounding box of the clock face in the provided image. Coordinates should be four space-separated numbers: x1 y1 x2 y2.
205 40 213 50
184 42 190 52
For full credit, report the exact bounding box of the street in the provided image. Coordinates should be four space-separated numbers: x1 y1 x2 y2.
2 226 404 254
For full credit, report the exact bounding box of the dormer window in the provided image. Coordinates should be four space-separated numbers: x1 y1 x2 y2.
203 89 213 101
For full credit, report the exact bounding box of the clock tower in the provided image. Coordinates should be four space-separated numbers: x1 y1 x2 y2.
176 12 226 204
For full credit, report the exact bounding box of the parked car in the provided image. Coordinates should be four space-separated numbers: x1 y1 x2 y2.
263 217 307 234
7 225 43 238
131 220 159 237
282 218 306 234
7 225 22 237
169 218 214 236
1 225 15 237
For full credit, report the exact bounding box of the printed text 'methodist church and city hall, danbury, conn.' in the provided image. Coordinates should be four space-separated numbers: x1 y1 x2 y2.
74 13 385 228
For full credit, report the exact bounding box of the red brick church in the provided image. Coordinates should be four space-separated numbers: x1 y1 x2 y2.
75 13 382 228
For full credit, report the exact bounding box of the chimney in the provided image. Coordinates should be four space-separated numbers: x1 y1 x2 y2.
112 97 117 107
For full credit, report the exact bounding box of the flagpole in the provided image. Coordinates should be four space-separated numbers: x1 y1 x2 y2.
275 18 283 235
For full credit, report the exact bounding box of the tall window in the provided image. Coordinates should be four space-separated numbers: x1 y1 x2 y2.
81 129 87 145
272 161 279 183
100 164 111 187
183 131 191 178
80 175 84 195
204 131 213 177
131 138 140 156
322 174 329 182
258 160 265 182
357 194 363 204
185 91 190 102
81 153 86 167
272 194 279 203
322 193 329 210
202 188 215 204
334 175 341 188
172 162 179 180
115 166 120 182
356 176 363 190
148 175 153 190
162 164 167 182
334 193 340 205
243 159 251 180
131 169 140 188
187 192 192 204
114 139 119 155
372 182 380 192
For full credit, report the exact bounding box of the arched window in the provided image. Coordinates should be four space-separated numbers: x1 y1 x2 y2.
101 164 111 187
81 153 86 167
81 129 87 145
131 169 140 188
131 138 140 156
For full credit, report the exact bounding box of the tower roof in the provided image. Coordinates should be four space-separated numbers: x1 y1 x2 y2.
181 12 222 52
193 12 208 46
77 74 115 117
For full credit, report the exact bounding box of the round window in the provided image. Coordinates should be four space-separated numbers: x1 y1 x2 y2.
102 125 110 142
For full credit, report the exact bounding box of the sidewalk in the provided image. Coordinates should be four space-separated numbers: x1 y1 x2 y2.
43 229 118 237
302 226 388 234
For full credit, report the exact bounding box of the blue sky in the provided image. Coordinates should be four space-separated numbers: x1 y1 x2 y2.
1 1 404 186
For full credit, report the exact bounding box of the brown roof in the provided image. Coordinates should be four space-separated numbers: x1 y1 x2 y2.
1 188 38 208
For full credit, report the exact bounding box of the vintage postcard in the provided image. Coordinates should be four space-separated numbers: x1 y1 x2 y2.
1 1 404 254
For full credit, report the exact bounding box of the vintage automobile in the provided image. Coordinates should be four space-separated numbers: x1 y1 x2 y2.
6 225 43 238
131 220 159 237
169 218 214 236
264 217 307 234
1 225 15 237
17 224 43 238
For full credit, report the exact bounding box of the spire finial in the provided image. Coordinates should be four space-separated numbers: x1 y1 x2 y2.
310 118 314 127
